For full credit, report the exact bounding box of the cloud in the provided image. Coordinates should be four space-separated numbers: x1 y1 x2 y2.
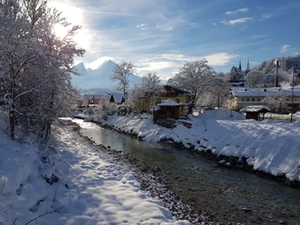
134 53 237 80
262 14 272 20
189 22 201 28
204 53 237 66
280 45 290 53
136 24 148 30
155 25 173 31
226 8 249 15
221 17 253 25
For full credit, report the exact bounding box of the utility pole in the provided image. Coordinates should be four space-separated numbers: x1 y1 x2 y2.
291 67 295 122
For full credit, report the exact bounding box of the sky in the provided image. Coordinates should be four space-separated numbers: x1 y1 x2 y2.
47 0 300 80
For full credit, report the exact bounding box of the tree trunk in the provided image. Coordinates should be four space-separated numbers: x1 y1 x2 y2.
9 109 15 140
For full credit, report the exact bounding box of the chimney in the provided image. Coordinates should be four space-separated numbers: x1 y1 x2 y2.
274 59 279 87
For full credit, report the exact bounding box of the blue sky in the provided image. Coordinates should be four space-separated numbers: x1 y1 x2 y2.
48 0 300 79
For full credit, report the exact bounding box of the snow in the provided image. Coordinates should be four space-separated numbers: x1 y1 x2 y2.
232 86 300 97
1 108 300 224
98 108 300 181
0 117 190 225
158 99 182 106
240 105 271 112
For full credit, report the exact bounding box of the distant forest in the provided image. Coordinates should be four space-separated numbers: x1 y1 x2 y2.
252 55 300 74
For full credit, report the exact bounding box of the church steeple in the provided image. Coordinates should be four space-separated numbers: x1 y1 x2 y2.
239 60 242 71
246 59 250 70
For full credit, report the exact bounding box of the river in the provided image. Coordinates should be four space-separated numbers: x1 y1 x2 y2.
75 119 300 224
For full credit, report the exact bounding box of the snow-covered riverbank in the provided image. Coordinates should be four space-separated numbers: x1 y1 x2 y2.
0 119 192 225
89 108 300 183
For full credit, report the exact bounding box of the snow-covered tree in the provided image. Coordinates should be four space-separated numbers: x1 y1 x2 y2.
167 59 215 113
127 72 164 113
198 77 231 108
0 0 85 140
262 92 287 113
111 61 135 98
31 6 85 139
22 0 46 26
93 100 117 121
245 70 265 87
0 1 38 140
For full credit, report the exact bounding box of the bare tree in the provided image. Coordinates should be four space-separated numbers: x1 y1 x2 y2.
198 77 231 108
245 70 265 87
111 61 135 98
262 92 287 113
167 59 215 114
127 72 164 113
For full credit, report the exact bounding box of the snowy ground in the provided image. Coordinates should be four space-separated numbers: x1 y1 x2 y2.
1 108 300 225
93 108 300 182
0 119 190 225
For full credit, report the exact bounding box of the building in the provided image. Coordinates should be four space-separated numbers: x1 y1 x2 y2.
136 85 192 116
82 93 125 107
240 105 270 120
227 60 250 87
231 87 300 113
153 98 187 122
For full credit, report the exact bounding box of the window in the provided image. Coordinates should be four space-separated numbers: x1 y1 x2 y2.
247 98 250 101
252 98 255 101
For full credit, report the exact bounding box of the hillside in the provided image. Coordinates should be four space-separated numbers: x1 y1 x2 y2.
71 60 143 92
252 55 300 74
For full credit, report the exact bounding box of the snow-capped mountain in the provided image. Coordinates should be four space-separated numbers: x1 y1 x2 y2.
71 59 143 92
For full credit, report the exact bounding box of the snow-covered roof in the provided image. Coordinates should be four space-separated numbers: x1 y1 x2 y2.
230 66 244 76
157 99 182 106
112 93 124 103
232 87 300 97
240 105 270 113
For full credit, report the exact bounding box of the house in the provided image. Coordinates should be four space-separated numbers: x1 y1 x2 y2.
153 99 187 123
82 94 108 107
111 93 125 105
240 105 270 121
231 87 300 113
136 85 192 116
82 93 125 107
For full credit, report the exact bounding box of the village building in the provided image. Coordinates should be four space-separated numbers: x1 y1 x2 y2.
153 98 187 121
136 85 192 117
81 93 125 107
231 87 300 113
227 60 250 87
240 105 270 121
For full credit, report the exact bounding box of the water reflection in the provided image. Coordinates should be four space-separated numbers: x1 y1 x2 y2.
78 119 300 224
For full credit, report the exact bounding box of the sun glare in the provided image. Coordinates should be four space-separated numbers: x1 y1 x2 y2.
53 23 68 39
48 1 88 48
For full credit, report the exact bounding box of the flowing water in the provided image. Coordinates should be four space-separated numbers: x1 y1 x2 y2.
76 119 300 224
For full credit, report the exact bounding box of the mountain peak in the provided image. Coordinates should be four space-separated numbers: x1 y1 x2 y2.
72 59 143 90
88 57 115 70
75 62 87 74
